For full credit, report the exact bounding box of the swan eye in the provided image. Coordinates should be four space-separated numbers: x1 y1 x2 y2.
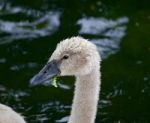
62 55 69 60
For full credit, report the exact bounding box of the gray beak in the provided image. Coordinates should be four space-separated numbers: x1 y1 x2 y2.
30 60 60 86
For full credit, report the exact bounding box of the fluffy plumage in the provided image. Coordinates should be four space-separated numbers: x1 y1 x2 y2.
50 37 101 76
30 36 101 123
49 37 101 123
0 104 26 123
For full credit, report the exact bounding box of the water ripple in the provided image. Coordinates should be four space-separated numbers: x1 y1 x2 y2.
77 16 129 59
0 3 61 45
0 2 42 17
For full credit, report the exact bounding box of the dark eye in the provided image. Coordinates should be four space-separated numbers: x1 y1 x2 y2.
63 55 69 60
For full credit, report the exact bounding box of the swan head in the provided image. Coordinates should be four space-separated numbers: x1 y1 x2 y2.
30 37 101 86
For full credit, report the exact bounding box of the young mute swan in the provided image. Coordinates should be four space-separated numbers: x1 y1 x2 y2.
30 36 101 123
0 103 26 123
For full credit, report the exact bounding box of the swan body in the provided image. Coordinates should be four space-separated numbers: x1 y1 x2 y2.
0 103 26 123
31 36 101 123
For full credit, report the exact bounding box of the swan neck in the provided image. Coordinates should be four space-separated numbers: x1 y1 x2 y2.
68 68 100 123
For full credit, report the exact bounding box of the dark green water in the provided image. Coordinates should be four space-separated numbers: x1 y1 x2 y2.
0 0 150 122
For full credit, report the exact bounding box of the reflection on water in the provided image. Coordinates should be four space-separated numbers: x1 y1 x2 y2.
56 116 69 123
0 85 29 110
0 2 42 16
10 62 38 71
78 17 128 35
0 2 60 44
0 0 150 123
78 17 128 59
28 102 71 123
0 58 6 63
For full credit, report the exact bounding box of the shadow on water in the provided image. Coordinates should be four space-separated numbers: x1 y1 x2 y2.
0 0 150 123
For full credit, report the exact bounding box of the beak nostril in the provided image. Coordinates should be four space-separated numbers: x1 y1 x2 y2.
30 60 60 86
44 71 47 74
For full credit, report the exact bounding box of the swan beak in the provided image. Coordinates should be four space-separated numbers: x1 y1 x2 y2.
30 60 60 86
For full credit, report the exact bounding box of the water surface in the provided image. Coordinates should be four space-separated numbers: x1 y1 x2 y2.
0 0 150 122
